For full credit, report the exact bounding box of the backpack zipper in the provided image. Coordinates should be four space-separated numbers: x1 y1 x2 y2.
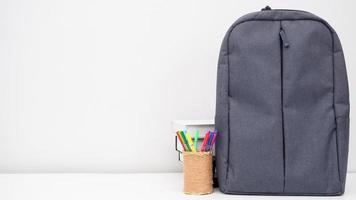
279 22 287 192
279 29 290 48
261 6 292 48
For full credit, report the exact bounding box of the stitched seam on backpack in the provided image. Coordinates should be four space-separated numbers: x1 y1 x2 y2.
332 32 343 191
224 25 232 188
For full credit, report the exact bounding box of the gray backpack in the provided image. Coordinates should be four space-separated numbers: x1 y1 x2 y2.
215 7 350 195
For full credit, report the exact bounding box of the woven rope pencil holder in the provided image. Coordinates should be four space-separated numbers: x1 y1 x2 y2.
183 151 213 195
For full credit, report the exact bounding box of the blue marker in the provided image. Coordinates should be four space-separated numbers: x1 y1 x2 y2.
206 131 215 151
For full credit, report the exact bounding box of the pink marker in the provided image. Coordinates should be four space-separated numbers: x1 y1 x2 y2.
200 131 210 152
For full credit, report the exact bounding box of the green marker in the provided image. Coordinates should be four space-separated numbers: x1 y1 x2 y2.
180 131 191 152
194 131 199 152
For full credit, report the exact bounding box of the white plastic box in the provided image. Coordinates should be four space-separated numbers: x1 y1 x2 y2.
172 120 215 161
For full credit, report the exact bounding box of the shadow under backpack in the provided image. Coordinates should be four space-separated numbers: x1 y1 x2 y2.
214 7 350 195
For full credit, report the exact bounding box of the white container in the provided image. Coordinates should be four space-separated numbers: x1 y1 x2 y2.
172 120 215 161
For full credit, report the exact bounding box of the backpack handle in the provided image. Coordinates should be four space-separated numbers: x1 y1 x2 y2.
261 6 272 11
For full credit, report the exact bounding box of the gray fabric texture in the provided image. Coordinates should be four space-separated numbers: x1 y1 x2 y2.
215 9 349 195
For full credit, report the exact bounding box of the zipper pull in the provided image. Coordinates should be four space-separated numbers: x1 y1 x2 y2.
279 29 290 48
261 6 272 11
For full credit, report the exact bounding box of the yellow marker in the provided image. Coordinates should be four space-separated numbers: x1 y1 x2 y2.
186 133 196 152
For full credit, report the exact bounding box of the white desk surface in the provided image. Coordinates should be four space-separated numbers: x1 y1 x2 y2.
0 173 355 200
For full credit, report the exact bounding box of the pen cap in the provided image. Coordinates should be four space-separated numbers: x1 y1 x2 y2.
183 152 213 195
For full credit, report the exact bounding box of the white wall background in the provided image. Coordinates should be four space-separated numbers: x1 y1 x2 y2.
0 0 355 173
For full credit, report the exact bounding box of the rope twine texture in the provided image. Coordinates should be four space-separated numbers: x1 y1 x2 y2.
183 152 213 195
